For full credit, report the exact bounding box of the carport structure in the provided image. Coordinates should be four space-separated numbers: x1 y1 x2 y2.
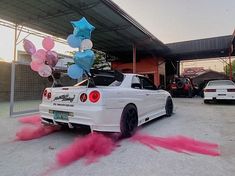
0 0 168 64
0 0 169 116
165 34 235 79
0 0 234 116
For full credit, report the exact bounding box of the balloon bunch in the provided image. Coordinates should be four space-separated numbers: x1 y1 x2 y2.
23 37 58 77
67 17 95 79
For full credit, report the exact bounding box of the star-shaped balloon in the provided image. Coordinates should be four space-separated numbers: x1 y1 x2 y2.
71 17 95 39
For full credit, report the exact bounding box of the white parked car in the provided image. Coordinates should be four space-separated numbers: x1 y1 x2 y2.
39 70 173 137
204 80 235 103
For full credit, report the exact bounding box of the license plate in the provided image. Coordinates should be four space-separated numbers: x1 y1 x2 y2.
53 111 69 120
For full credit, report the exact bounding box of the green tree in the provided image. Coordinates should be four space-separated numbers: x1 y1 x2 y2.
65 50 111 70
224 60 235 79
93 50 111 70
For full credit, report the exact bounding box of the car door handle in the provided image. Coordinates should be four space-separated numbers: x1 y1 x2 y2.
146 93 150 96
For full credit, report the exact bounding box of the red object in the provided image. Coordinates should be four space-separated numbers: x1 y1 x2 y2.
131 133 220 156
227 89 235 92
43 89 47 97
16 125 59 141
89 91 100 103
184 83 190 91
56 133 116 166
80 93 87 102
171 83 177 89
47 92 52 99
18 114 41 125
204 89 216 92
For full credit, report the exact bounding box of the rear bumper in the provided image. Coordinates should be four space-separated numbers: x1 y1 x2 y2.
204 93 235 100
39 103 123 132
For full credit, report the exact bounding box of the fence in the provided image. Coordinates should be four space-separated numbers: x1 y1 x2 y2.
0 61 76 117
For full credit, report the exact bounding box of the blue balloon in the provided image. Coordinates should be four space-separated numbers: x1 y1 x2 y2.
74 50 95 72
67 64 84 79
67 34 82 48
71 17 95 39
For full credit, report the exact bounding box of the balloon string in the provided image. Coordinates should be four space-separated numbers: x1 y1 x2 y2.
51 73 56 88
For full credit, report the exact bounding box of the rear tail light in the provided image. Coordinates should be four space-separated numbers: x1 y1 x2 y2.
47 92 52 99
227 89 235 92
80 93 87 102
43 89 47 97
171 83 177 89
89 90 100 103
204 89 216 92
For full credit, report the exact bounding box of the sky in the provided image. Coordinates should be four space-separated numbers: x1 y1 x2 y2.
0 0 235 61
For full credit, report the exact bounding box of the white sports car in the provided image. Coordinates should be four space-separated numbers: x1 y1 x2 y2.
39 70 173 137
204 80 235 103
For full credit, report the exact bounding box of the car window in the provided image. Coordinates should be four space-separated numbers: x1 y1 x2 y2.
208 80 235 86
74 75 121 87
138 76 157 90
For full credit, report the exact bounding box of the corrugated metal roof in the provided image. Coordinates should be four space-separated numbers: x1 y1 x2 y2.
165 35 234 60
0 0 168 60
0 0 233 61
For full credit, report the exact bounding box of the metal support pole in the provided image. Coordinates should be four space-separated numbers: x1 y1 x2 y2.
229 51 232 80
176 60 180 76
133 44 136 73
10 24 18 117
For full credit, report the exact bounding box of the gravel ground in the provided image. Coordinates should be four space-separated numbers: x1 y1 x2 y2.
0 98 235 176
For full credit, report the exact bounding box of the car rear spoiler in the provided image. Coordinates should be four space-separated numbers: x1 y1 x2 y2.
85 69 125 87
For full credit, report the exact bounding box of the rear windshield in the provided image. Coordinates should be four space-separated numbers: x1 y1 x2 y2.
208 80 235 86
74 75 122 87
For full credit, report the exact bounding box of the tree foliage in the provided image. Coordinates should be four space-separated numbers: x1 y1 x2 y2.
224 60 235 79
93 50 111 70
65 50 111 70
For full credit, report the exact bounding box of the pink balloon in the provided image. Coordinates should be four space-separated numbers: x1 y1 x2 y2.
42 36 55 51
32 49 46 63
30 60 43 72
45 51 58 67
38 65 52 77
23 39 36 55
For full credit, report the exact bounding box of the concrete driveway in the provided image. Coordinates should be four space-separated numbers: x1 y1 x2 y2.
0 98 234 176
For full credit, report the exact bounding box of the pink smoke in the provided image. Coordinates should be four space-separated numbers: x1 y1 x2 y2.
131 133 220 156
56 132 116 166
16 114 60 141
18 114 41 125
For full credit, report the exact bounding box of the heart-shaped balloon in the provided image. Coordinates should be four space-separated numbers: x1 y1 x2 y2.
74 50 95 72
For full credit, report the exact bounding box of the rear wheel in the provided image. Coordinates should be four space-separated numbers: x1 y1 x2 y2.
165 97 173 117
204 99 210 104
188 88 193 98
120 104 138 138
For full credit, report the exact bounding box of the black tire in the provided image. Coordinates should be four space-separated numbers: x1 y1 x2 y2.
165 97 173 117
204 100 210 104
120 104 138 138
188 88 193 98
177 81 184 89
169 90 175 97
